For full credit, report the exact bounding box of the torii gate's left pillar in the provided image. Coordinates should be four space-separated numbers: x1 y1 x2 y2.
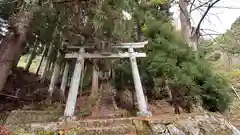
64 48 84 117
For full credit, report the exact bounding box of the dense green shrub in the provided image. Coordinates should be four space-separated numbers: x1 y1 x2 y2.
114 18 231 113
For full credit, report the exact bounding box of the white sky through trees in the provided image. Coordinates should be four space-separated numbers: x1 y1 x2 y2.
1 1 240 38
171 0 240 37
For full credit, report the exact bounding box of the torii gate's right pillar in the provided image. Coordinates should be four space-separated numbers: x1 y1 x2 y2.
128 47 152 116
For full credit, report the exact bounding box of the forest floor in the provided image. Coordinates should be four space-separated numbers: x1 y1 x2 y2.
0 68 239 134
0 68 49 112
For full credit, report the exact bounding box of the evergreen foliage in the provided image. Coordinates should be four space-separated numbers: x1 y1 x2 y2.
114 2 231 113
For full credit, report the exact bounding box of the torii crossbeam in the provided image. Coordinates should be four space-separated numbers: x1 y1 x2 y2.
63 41 152 119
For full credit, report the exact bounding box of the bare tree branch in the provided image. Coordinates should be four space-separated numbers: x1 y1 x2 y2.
0 0 18 5
203 5 240 9
195 0 221 34
53 0 83 4
53 0 97 5
189 0 197 12
201 33 222 36
196 8 212 25
190 0 212 12
200 28 222 34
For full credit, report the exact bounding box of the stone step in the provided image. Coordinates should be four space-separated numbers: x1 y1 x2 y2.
7 118 135 132
59 117 134 129
5 110 62 125
88 112 123 119
145 115 186 124
72 125 136 135
9 120 136 135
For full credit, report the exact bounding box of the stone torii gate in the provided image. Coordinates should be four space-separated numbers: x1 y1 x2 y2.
62 41 152 119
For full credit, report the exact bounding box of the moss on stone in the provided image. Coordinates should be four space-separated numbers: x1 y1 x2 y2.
118 108 132 117
12 128 56 135
133 119 151 135
5 110 62 125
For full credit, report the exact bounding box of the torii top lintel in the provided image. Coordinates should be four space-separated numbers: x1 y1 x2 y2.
67 41 148 49
65 41 148 59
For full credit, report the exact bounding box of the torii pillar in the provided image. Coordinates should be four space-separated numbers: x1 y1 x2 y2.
64 48 84 117
129 47 152 116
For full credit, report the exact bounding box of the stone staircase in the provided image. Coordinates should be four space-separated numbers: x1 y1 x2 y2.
61 118 136 135
5 109 240 134
8 117 138 135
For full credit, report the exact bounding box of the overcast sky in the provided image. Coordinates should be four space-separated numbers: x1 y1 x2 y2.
171 0 240 37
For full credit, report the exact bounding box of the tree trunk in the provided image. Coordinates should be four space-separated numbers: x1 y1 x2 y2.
89 65 99 103
36 45 47 75
165 79 172 101
135 18 141 42
25 44 37 71
48 46 65 100
41 44 54 79
48 60 61 97
179 0 198 51
0 10 34 91
12 54 21 69
41 59 49 79
48 61 55 78
60 61 69 100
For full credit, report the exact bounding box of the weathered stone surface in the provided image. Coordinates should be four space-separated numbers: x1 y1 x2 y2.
6 112 240 135
117 89 134 110
133 119 152 135
4 110 61 125
167 124 186 135
232 125 240 135
150 123 168 135
176 119 199 135
8 117 137 135
12 125 136 135
147 113 240 135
